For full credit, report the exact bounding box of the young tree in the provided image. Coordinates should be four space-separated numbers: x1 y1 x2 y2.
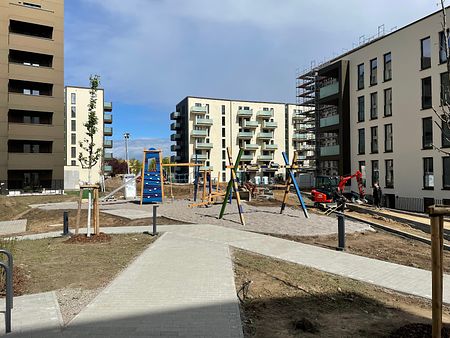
78 75 102 183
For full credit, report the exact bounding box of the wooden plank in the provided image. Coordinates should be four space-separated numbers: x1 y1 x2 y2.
140 149 146 206
431 215 443 338
75 189 82 235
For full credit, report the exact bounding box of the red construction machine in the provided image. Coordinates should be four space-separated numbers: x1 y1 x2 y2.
311 170 366 205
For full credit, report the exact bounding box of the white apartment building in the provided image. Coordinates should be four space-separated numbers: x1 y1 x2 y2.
298 7 450 212
171 96 304 183
64 86 113 190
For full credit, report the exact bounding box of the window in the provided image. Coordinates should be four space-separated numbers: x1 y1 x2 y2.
222 116 225 125
385 159 394 188
422 77 432 109
370 92 378 119
442 119 450 148
421 37 431 69
222 139 226 148
71 106 76 118
71 160 76 166
359 161 366 187
371 126 378 153
222 129 225 137
423 157 434 189
384 52 392 81
222 162 226 171
221 105 225 115
357 64 364 90
71 93 76 105
71 133 76 145
71 120 76 131
384 88 392 117
370 58 377 85
439 31 450 64
444 157 450 188
385 124 393 152
222 150 226 159
358 128 365 155
358 96 365 122
71 147 76 158
441 72 450 105
372 160 379 186
422 117 433 149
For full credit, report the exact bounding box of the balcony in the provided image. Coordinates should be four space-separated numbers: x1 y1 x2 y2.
104 113 113 124
319 81 339 99
243 120 258 129
200 166 214 171
293 133 314 141
8 123 59 140
171 134 181 141
263 144 278 151
104 102 113 112
237 109 253 118
292 114 304 121
104 165 113 173
104 140 113 148
191 130 208 138
256 110 273 118
171 144 181 151
320 145 340 156
237 131 253 139
243 143 259 151
296 144 315 151
195 142 213 150
241 155 254 161
192 154 208 161
257 155 273 162
8 153 53 170
171 111 181 119
195 118 213 126
191 106 207 114
104 152 113 160
104 126 113 136
171 122 181 130
263 121 278 129
171 155 182 162
319 115 339 128
257 132 274 140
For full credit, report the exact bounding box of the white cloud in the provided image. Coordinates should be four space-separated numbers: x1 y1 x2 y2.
113 138 172 160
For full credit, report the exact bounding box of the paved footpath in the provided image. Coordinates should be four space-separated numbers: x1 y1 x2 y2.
3 223 450 337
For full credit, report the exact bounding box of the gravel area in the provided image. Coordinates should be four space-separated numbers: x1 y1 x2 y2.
56 287 102 324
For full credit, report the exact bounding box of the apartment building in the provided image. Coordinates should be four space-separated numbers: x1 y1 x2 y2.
0 0 64 194
171 96 302 183
297 7 450 211
64 86 113 190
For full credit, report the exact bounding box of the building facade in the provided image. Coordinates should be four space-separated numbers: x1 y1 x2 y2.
0 0 64 193
64 86 113 190
171 96 302 183
298 7 450 211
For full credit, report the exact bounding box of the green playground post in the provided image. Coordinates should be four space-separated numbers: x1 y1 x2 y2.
219 148 243 219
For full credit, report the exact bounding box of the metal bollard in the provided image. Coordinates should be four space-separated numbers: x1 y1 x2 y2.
152 205 158 236
337 213 345 251
0 250 13 309
63 211 69 236
0 262 11 333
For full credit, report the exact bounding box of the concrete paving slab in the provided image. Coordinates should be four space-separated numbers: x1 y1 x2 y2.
0 220 26 235
100 208 153 220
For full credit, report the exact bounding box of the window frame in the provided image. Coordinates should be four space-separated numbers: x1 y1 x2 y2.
372 160 379 186
357 63 364 90
444 157 450 189
385 159 394 188
371 126 378 154
423 157 434 189
383 52 392 81
420 36 431 70
422 117 433 149
384 123 393 152
370 92 378 119
421 76 432 109
384 88 392 117
357 96 365 122
358 128 365 155
370 58 377 86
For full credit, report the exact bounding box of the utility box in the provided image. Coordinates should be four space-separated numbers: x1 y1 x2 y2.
124 174 137 200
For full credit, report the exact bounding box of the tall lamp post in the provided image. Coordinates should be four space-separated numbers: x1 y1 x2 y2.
123 132 130 174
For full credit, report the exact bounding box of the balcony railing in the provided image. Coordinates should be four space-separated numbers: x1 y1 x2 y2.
104 102 113 112
263 121 278 129
171 111 181 119
199 166 214 171
243 143 259 150
171 155 182 162
104 152 113 160
320 145 340 156
263 144 278 151
170 122 181 130
195 118 213 126
293 133 314 141
237 131 253 139
257 132 273 139
104 140 113 148
319 81 339 99
241 155 254 161
195 142 213 149
243 120 258 128
191 130 208 137
237 109 253 117
103 165 112 172
171 134 181 141
104 113 112 124
104 127 113 136
191 106 207 114
191 154 208 161
319 115 339 128
256 110 273 118
257 155 273 162
171 144 181 151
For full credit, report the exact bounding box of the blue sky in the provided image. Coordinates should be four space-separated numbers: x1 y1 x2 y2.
65 0 439 159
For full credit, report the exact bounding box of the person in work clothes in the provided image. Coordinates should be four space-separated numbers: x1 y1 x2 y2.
373 182 382 209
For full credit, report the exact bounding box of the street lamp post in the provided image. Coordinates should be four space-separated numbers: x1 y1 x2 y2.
124 132 130 175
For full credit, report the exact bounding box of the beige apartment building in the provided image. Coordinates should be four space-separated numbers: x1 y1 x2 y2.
0 0 64 194
171 96 303 183
64 86 113 190
298 7 450 212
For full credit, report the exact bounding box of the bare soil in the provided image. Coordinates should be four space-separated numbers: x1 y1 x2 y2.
64 233 112 244
233 249 450 338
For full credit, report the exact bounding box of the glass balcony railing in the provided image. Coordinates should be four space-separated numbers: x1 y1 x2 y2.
319 81 339 99
104 126 113 136
170 122 181 130
243 120 258 128
171 111 181 119
263 144 278 151
191 154 208 161
191 106 207 114
104 152 113 160
104 102 113 111
104 140 113 148
243 144 259 150
257 155 273 161
195 118 213 126
293 133 314 141
241 155 254 161
104 113 112 123
171 134 181 141
319 115 339 128
191 130 208 137
103 165 112 172
263 121 278 129
320 145 340 156
257 132 273 139
171 144 181 151
256 110 273 118
237 109 253 117
195 143 213 149
237 131 254 139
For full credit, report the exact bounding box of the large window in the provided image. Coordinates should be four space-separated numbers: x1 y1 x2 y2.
370 92 378 119
421 37 431 69
371 126 378 153
358 128 365 155
385 124 393 152
439 31 450 64
441 72 450 105
358 96 365 122
71 106 76 118
71 120 76 132
422 77 432 109
357 63 364 90
372 160 379 186
444 157 450 188
71 93 76 105
384 88 392 117
422 117 433 149
359 161 366 187
370 58 377 85
385 159 394 188
442 119 450 148
423 157 434 189
384 52 392 81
